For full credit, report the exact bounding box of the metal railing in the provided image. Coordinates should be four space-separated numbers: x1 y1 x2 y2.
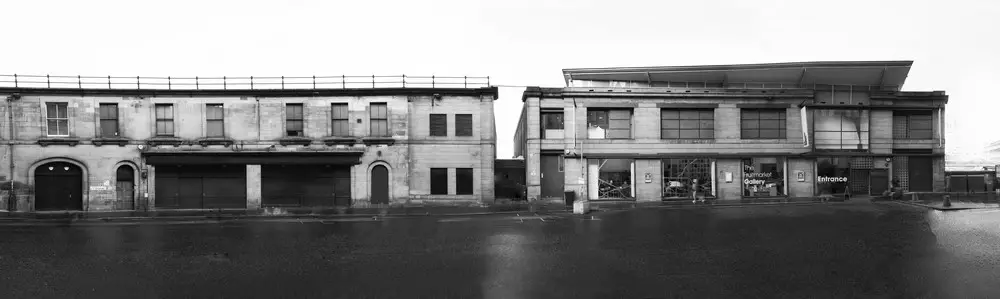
0 74 491 90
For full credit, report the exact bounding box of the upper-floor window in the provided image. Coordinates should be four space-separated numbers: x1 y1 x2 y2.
430 114 447 136
741 109 786 139
588 108 632 139
455 114 473 137
98 103 119 138
661 109 714 139
154 104 174 137
541 111 564 139
46 102 69 136
814 109 870 150
331 103 350 136
893 110 933 139
206 104 225 138
285 104 304 137
369 103 389 137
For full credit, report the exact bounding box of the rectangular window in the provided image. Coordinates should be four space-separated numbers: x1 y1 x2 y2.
430 168 449 195
429 114 448 136
331 103 350 136
541 112 564 139
588 108 632 139
661 109 714 139
742 157 786 197
206 104 225 137
813 109 870 150
285 104 304 137
369 103 389 137
46 102 69 136
662 158 714 198
741 109 786 139
455 114 473 136
893 110 933 139
456 168 474 195
154 104 174 136
99 103 119 138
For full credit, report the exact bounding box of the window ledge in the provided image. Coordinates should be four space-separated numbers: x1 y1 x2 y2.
323 137 360 146
93 137 131 147
37 137 81 147
278 137 313 146
196 137 235 147
362 137 396 146
146 137 184 147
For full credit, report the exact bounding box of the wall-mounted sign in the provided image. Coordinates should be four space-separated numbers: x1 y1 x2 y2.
817 176 848 183
644 173 652 183
796 171 806 182
725 172 733 183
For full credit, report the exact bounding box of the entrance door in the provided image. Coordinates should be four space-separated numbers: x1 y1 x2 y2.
908 157 934 192
540 155 564 199
34 162 83 211
371 165 389 204
115 166 135 210
870 169 889 195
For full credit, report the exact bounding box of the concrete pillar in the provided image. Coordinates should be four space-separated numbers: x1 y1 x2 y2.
247 164 261 209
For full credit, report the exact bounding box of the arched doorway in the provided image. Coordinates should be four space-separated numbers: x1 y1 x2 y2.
115 165 136 210
34 162 84 211
371 165 389 204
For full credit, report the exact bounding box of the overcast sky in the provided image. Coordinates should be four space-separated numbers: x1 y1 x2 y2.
1 0 996 159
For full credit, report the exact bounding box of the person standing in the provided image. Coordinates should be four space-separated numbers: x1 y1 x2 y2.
691 178 706 204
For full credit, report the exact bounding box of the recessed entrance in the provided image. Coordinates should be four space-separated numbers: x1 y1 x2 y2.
34 162 84 211
370 165 389 205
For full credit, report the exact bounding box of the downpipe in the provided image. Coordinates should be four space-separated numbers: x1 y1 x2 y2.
6 94 20 211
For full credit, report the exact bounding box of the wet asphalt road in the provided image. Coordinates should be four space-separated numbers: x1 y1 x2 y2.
1 202 999 298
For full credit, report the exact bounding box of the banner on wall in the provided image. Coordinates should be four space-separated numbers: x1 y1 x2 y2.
801 106 810 147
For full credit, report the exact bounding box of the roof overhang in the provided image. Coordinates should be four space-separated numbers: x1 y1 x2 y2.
563 61 914 90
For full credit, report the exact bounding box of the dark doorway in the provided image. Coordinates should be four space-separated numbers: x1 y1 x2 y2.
155 165 246 209
908 157 934 192
115 166 136 210
870 169 888 195
34 162 84 211
540 155 564 200
371 165 389 204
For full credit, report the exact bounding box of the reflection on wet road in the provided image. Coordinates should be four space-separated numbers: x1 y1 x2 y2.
1 202 998 298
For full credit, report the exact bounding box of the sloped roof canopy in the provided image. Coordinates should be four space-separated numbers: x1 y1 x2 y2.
563 61 913 90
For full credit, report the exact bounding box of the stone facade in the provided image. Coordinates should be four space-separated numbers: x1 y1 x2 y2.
0 87 497 212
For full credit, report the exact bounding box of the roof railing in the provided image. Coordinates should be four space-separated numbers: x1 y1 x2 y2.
0 74 491 90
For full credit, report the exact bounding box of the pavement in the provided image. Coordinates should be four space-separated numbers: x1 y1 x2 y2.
2 200 998 298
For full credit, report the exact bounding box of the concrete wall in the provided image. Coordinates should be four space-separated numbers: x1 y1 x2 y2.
716 159 743 200
787 158 815 197
0 90 496 212
634 159 661 202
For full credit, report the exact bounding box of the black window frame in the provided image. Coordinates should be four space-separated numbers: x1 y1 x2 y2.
98 103 119 138
154 104 174 137
429 113 448 136
331 103 350 137
369 103 389 137
205 104 225 138
660 108 715 139
430 168 449 195
455 114 473 137
285 103 304 137
740 108 787 139
456 168 474 195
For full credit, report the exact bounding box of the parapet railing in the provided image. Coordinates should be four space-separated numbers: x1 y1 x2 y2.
0 74 491 90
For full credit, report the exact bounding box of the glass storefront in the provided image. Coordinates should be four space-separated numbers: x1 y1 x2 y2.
662 158 714 199
588 159 634 199
742 158 786 197
817 157 850 195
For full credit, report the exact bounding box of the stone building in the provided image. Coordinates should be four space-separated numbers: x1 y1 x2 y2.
513 61 948 203
0 76 497 212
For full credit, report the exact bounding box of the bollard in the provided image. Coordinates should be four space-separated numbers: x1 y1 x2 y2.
943 195 952 208
911 193 918 202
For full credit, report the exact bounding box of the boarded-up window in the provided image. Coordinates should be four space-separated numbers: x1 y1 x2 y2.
455 114 473 136
456 168 474 195
331 103 350 136
206 104 224 137
741 109 786 139
154 104 174 136
99 103 119 137
430 114 447 136
661 109 714 139
46 102 69 136
893 110 933 139
370 103 389 137
430 168 448 195
286 104 304 137
588 108 632 139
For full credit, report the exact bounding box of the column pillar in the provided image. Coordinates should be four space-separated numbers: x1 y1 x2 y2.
247 164 261 209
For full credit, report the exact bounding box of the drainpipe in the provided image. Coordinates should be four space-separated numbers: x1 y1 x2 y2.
6 94 20 211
